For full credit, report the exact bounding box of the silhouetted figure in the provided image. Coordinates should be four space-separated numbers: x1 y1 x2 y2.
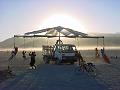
101 48 110 64
29 52 36 69
8 47 18 73
8 47 18 60
22 50 26 59
95 48 99 58
77 51 84 65
76 51 87 72
8 51 15 60
14 47 18 55
101 48 105 57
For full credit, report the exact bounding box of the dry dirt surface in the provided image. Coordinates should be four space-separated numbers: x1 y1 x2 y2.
0 64 108 90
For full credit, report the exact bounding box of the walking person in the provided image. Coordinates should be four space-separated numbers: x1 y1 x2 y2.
29 51 36 69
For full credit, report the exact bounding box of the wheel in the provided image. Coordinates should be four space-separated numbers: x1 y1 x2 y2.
46 59 50 64
87 66 97 77
55 59 61 65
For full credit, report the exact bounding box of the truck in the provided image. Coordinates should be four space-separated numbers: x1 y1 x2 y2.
42 40 78 64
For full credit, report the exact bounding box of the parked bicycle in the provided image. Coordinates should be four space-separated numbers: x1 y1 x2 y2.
75 51 97 77
75 62 97 77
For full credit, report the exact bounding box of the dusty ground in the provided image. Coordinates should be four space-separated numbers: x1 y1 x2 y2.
0 64 107 90
0 50 120 90
95 59 120 90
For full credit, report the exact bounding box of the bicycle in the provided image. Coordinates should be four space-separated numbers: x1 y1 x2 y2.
75 62 97 77
86 63 97 77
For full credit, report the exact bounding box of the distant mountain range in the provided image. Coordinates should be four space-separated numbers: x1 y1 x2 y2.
0 33 120 48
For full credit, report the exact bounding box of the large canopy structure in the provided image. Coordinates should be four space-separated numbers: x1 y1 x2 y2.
15 26 104 38
14 26 104 47
24 26 87 37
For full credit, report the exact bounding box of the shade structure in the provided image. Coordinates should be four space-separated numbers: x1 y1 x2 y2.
24 26 88 37
14 26 104 39
14 26 105 49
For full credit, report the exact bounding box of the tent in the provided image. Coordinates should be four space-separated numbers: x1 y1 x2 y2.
14 26 104 47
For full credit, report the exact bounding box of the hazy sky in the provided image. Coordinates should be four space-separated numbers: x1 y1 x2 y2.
0 0 120 41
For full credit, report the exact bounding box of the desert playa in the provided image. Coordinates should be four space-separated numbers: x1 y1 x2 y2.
0 49 120 90
1 0 120 90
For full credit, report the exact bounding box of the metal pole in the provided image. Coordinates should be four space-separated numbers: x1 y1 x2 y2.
24 37 25 49
33 35 36 51
97 38 98 47
33 37 34 51
59 32 60 45
14 35 15 48
103 37 105 49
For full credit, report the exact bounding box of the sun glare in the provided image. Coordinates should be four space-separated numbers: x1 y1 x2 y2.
39 14 87 33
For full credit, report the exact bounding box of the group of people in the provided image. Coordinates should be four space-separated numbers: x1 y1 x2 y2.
22 51 36 69
8 47 37 70
95 48 110 63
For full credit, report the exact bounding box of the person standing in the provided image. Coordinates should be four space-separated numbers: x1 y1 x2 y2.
95 48 99 58
14 47 18 55
77 51 87 72
101 48 104 57
29 52 36 69
101 48 110 64
22 50 26 60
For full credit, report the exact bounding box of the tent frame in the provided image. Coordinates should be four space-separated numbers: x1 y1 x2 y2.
14 35 105 49
13 26 105 48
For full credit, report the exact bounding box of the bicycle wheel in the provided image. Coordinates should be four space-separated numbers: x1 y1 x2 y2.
88 67 97 77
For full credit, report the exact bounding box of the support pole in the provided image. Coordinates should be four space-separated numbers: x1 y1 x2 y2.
24 37 25 49
33 35 35 51
59 32 60 45
14 35 15 48
97 38 98 47
103 37 105 50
